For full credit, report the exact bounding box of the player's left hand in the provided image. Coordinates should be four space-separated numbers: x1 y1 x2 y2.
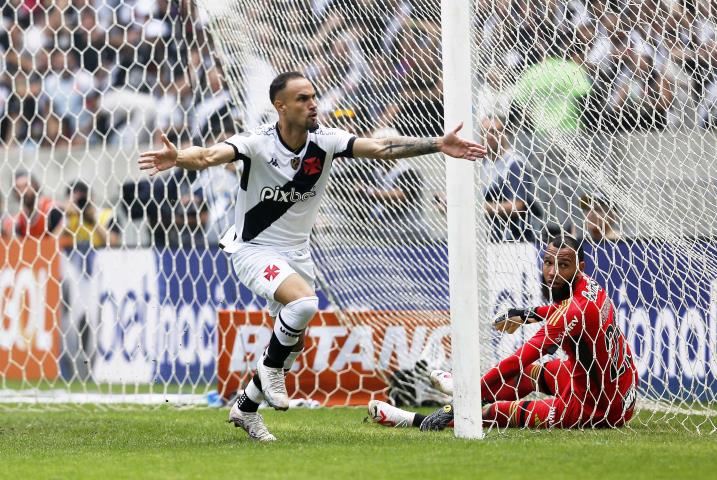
138 133 178 177
493 309 526 334
440 123 487 161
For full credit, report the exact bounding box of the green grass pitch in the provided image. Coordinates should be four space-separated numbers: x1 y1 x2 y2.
1 407 715 479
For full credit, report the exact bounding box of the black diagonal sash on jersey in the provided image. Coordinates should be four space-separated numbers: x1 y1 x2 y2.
241 142 327 242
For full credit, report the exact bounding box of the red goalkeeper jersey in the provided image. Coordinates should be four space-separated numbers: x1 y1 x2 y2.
482 274 638 416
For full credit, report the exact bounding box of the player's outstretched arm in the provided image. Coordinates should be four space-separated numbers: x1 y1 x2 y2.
352 122 487 161
138 134 235 176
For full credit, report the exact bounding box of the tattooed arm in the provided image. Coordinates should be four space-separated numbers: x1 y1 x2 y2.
352 123 487 161
354 136 441 160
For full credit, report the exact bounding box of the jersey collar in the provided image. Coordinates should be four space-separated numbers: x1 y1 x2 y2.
276 122 307 155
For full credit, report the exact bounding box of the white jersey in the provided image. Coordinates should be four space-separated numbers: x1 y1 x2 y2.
223 123 356 248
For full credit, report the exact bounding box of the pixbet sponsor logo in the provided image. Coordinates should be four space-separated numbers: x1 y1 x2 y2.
260 186 316 203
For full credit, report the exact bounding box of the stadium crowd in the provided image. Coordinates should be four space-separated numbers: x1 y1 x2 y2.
1 0 714 246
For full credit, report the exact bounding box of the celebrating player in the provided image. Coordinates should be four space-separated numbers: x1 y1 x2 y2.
138 71 486 441
368 235 638 431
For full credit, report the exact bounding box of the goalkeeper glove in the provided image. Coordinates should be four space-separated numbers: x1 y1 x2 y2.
493 308 540 334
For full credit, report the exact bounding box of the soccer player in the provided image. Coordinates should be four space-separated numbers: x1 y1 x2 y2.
368 235 638 431
138 71 486 441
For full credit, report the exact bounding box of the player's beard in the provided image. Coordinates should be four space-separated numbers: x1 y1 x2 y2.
541 280 573 304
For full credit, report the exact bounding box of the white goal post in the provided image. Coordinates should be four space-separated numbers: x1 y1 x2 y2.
442 0 484 439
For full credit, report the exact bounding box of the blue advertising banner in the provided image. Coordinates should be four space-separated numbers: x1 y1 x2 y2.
85 247 330 384
154 248 238 384
79 241 717 400
317 240 717 400
583 241 717 401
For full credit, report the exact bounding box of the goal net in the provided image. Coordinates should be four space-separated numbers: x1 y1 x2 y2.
1 0 715 432
469 0 717 432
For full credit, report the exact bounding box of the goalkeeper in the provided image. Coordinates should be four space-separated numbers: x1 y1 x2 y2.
369 235 638 430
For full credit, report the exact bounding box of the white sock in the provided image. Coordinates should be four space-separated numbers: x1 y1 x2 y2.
245 377 264 404
284 350 302 371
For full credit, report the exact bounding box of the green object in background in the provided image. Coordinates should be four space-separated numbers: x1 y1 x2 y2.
515 58 592 133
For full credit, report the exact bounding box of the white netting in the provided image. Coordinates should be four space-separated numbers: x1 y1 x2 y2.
0 0 451 410
472 0 717 432
192 0 452 408
0 0 715 432
1 0 240 406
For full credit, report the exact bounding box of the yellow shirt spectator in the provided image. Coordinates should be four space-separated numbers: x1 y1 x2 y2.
64 206 117 248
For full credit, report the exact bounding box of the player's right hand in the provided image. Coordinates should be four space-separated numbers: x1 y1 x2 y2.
138 134 178 177
493 308 526 334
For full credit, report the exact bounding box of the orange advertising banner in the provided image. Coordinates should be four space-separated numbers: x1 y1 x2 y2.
0 238 61 380
217 310 450 406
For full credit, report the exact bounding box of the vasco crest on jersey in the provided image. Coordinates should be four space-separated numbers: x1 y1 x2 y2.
302 156 322 175
291 156 300 169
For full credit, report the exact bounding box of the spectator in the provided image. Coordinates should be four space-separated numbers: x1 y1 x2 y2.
475 66 516 122
594 39 674 132
191 163 239 246
2 170 63 238
192 67 238 144
120 175 176 248
61 180 121 250
44 49 93 136
305 12 368 118
475 0 524 79
585 10 622 74
356 127 428 243
3 73 56 147
71 7 107 73
393 19 444 137
513 38 592 134
171 176 209 248
154 73 193 145
325 107 380 226
479 116 540 242
580 192 620 242
75 89 111 145
120 169 209 248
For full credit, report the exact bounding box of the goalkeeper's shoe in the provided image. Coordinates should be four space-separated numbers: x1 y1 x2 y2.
367 400 414 428
429 369 454 396
419 404 455 431
257 361 289 410
228 402 276 442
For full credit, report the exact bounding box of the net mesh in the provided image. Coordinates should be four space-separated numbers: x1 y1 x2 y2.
471 0 717 432
0 0 715 432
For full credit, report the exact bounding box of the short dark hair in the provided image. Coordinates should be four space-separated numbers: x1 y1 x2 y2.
269 71 306 103
548 234 584 262
67 180 89 196
14 169 40 190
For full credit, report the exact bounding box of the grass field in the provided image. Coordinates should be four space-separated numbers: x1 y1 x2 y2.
1 407 715 480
